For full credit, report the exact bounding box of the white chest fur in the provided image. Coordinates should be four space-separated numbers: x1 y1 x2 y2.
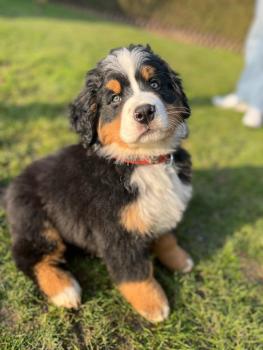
130 163 192 234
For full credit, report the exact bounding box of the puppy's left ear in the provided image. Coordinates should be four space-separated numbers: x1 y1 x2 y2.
70 68 102 147
169 69 191 119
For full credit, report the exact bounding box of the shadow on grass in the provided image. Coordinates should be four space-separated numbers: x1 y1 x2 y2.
181 166 263 258
0 101 68 122
0 0 98 21
0 0 126 27
190 96 213 107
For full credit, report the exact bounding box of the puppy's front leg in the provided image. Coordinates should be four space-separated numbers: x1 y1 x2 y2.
102 239 169 323
117 272 169 323
153 233 194 273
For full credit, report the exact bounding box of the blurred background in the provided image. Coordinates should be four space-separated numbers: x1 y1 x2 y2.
0 1 263 349
59 0 254 51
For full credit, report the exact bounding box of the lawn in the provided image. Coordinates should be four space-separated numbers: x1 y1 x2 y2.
1 1 263 349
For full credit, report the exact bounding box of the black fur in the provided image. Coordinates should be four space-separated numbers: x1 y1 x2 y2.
70 69 102 147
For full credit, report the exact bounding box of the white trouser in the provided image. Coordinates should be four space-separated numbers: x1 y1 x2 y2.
237 0 263 112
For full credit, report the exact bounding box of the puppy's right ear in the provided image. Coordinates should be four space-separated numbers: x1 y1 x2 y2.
70 68 102 147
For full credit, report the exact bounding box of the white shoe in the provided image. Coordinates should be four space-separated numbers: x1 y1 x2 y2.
242 107 263 128
212 93 248 112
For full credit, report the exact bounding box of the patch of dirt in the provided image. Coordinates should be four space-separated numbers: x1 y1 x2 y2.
0 306 19 329
240 255 263 284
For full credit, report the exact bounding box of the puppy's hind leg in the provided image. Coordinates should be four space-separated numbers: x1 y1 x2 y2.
5 174 81 308
34 225 82 308
13 224 82 309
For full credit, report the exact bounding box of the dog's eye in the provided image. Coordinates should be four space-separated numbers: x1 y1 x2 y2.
150 80 160 90
112 95 121 104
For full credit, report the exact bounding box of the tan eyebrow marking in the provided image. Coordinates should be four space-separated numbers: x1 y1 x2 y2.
141 65 155 81
105 79 122 94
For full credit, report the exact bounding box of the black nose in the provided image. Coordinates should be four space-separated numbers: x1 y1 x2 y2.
134 104 156 124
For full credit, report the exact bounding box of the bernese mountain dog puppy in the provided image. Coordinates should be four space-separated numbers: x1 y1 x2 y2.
5 44 193 323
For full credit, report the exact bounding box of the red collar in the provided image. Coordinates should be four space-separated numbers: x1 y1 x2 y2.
118 154 174 166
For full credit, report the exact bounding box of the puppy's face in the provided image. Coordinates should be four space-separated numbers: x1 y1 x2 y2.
70 45 190 158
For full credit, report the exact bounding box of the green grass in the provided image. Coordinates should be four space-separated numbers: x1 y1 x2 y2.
1 1 263 349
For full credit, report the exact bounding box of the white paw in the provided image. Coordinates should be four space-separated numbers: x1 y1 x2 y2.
50 279 82 309
181 257 194 274
140 300 170 323
148 303 170 323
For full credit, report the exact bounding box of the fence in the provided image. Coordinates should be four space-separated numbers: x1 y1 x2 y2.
57 0 255 52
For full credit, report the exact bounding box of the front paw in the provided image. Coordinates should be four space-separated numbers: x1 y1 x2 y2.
118 278 170 323
179 256 194 274
139 295 170 323
153 233 194 273
169 248 194 274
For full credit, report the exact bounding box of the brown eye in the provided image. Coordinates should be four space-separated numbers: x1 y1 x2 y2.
112 95 121 103
150 80 160 90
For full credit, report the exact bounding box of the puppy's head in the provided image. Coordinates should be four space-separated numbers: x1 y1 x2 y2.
70 44 190 159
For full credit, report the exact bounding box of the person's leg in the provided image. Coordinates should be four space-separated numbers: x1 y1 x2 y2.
213 0 263 127
236 0 263 100
237 0 263 127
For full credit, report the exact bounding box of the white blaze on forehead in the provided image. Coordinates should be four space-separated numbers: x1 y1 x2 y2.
102 47 150 93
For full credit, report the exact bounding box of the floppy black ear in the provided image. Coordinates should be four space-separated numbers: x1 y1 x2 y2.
70 68 102 147
169 69 191 119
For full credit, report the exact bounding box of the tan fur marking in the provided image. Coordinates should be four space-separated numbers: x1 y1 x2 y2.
120 202 150 235
34 228 72 298
106 79 121 94
153 233 191 271
118 274 169 322
98 116 129 149
141 65 155 81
